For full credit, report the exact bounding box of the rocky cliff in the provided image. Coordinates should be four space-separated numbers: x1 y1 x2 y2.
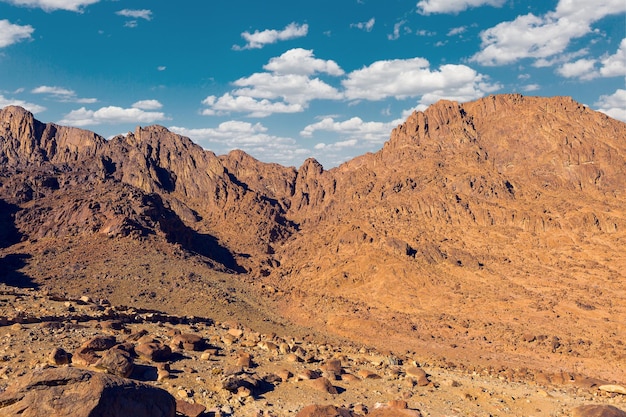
1 95 625 381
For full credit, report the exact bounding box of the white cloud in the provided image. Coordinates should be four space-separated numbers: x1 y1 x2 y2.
599 38 626 78
170 121 308 166
301 116 403 143
201 94 303 118
233 73 343 105
471 0 626 66
342 57 500 106
447 26 467 36
0 19 33 48
557 58 597 79
350 18 375 32
233 22 308 50
157 66 166 71
263 48 344 76
314 139 358 150
1 0 100 12
0 94 45 113
388 20 409 40
554 38 626 80
522 84 541 92
59 106 167 126
31 85 98 103
132 99 163 110
116 9 152 20
595 89 626 122
202 49 344 117
417 0 505 15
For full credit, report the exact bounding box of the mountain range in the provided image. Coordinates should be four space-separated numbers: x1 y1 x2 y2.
1 94 625 383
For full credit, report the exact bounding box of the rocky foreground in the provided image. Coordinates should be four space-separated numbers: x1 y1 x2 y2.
0 284 624 417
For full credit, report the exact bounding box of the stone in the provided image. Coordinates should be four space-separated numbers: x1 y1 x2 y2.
295 404 357 417
276 368 292 382
357 369 381 379
95 348 134 378
176 399 206 417
599 385 626 395
0 367 175 417
236 352 253 368
321 358 342 373
368 408 422 417
82 335 117 351
48 347 70 365
171 333 205 351
135 342 172 362
309 377 338 394
73 346 100 366
571 405 626 417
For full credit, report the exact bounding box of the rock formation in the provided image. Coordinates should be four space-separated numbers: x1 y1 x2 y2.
1 94 625 390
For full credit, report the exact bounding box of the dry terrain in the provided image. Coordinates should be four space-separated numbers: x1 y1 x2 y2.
0 94 625 415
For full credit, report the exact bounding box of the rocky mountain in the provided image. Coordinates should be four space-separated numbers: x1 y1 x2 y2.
1 94 625 387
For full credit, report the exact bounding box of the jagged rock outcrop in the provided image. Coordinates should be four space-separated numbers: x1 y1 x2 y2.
1 94 625 382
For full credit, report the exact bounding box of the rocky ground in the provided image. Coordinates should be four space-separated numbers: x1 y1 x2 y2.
0 284 624 417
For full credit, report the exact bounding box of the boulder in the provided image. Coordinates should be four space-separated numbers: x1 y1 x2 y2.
95 348 134 378
572 405 626 417
135 342 172 362
0 367 176 417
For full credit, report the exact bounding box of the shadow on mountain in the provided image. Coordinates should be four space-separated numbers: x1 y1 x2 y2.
0 200 22 249
0 254 39 289
149 194 246 273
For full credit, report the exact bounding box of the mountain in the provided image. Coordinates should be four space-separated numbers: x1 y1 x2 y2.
1 94 625 383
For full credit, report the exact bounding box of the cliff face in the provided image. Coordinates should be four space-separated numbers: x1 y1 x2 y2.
1 95 625 379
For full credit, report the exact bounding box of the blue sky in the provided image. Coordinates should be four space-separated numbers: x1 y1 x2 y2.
0 0 624 168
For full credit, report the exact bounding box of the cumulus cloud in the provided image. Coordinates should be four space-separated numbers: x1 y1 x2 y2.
0 94 45 113
555 38 626 80
350 18 375 32
202 49 343 117
471 0 626 66
31 85 97 103
116 9 152 20
201 94 303 118
599 38 626 78
301 116 403 143
233 22 308 50
170 121 308 166
342 57 500 106
1 0 100 12
263 48 344 76
132 99 162 110
595 89 626 122
59 106 167 126
0 19 33 48
417 0 505 15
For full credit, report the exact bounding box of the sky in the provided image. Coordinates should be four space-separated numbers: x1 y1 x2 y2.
0 0 624 168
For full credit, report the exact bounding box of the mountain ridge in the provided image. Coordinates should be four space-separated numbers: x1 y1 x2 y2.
1 94 625 382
